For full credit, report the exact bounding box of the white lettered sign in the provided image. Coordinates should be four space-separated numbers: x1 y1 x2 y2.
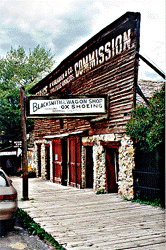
29 97 106 115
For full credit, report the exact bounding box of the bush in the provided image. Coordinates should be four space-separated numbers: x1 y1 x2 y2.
16 209 65 249
126 85 165 152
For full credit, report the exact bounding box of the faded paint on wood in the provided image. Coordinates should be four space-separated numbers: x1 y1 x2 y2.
30 12 140 136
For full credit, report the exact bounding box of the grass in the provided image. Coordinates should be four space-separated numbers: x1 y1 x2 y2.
131 197 165 208
96 189 106 194
124 197 165 209
16 208 66 250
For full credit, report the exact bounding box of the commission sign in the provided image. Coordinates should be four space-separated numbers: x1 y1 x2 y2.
27 95 108 118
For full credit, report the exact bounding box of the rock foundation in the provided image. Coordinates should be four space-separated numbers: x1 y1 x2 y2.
82 133 135 200
31 133 135 200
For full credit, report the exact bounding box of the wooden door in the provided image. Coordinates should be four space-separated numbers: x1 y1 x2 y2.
85 146 93 188
105 148 118 193
53 139 62 183
76 136 81 188
68 136 81 188
45 146 50 180
37 145 41 177
62 139 67 186
69 137 76 186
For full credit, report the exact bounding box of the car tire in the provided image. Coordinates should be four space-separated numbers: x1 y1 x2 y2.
8 218 16 231
0 221 6 236
0 218 15 236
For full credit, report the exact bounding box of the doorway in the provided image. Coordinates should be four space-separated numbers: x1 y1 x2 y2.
105 148 118 193
37 145 41 177
62 139 68 186
45 146 50 180
85 146 93 188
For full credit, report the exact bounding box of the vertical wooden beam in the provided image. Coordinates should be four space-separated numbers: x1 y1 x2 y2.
74 136 77 187
133 13 141 108
67 138 70 186
20 86 29 200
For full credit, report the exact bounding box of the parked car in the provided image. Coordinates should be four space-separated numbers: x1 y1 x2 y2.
0 169 18 235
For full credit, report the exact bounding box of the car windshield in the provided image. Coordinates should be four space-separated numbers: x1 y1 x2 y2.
0 171 9 187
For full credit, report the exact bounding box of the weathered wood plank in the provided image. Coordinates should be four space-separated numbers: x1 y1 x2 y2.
13 177 165 250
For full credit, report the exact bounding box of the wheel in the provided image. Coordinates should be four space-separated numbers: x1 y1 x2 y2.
0 221 6 236
8 218 16 231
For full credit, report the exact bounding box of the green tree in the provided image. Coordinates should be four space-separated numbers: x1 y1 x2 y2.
0 45 55 135
126 85 165 152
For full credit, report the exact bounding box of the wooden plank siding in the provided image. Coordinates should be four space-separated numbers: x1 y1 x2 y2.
70 46 136 133
30 12 140 138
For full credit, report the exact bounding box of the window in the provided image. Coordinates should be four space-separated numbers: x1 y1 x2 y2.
0 172 9 187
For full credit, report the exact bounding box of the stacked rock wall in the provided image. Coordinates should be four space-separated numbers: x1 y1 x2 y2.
82 133 135 199
32 140 52 180
118 135 135 200
31 133 135 200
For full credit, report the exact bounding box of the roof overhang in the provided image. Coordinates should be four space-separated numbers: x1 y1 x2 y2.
44 130 86 139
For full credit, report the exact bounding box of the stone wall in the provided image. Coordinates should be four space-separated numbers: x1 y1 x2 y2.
81 145 85 188
82 133 135 200
32 140 52 181
118 135 135 200
32 133 135 200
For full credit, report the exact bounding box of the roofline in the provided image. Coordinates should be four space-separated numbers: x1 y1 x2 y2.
29 11 140 94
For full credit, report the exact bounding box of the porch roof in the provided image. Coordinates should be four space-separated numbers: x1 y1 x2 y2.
43 130 86 139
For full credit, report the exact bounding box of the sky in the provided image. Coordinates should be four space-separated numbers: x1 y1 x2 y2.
0 0 165 81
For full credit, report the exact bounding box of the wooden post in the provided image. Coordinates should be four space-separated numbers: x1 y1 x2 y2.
133 13 141 108
20 86 29 200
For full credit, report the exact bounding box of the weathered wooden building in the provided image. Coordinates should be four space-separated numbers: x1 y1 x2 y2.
27 12 161 200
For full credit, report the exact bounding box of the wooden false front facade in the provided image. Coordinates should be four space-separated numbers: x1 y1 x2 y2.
29 12 141 199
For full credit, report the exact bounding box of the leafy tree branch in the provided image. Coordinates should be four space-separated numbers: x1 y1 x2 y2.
0 45 55 134
126 84 165 152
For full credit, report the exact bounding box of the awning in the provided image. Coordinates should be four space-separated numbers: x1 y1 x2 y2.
44 133 69 139
44 130 86 139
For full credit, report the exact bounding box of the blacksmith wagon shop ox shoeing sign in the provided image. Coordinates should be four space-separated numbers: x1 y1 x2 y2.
27 95 108 118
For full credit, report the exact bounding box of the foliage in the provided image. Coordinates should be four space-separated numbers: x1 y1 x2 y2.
123 196 164 208
28 166 35 173
16 208 65 249
131 198 165 209
96 189 106 194
28 166 36 177
0 45 55 135
126 85 165 152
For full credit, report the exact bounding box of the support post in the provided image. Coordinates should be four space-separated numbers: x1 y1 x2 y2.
20 86 28 200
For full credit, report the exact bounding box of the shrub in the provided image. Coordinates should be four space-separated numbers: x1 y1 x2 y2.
126 85 165 152
16 209 65 249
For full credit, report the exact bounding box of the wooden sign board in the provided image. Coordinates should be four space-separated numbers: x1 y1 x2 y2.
26 95 108 118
